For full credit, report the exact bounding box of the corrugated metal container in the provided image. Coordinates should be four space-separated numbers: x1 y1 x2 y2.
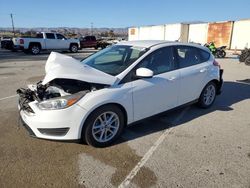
164 24 181 41
138 26 151 40
138 25 165 40
207 21 233 48
164 24 189 42
231 19 250 50
128 27 139 41
150 25 165 40
188 23 208 44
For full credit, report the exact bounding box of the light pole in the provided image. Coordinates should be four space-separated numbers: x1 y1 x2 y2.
91 22 93 35
10 13 15 37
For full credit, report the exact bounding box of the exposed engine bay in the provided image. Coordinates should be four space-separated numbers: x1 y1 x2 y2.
17 52 116 113
17 78 107 113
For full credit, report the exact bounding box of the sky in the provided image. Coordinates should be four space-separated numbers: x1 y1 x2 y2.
0 0 249 28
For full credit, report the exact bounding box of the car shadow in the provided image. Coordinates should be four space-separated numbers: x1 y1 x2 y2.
115 81 250 145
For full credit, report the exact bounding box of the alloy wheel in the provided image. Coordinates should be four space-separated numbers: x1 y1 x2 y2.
203 84 216 106
31 46 40 54
91 111 120 143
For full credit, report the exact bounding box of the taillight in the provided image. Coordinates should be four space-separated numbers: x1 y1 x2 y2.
213 60 221 69
19 39 24 44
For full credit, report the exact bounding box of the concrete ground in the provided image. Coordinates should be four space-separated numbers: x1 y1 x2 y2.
0 49 249 188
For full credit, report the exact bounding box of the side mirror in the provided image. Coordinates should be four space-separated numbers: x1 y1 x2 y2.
136 68 153 78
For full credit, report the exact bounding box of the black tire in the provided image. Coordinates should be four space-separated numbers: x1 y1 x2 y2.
82 105 125 147
245 57 250 66
29 45 41 55
239 54 247 62
70 44 78 53
198 82 217 108
101 44 107 49
23 49 30 54
239 49 250 62
217 50 226 58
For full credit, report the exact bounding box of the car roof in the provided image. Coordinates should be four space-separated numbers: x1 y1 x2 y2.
117 40 210 52
118 40 168 48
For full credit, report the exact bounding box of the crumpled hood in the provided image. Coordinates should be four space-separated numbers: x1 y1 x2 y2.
42 52 117 85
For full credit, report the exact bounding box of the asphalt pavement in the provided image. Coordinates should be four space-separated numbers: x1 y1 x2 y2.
0 49 249 188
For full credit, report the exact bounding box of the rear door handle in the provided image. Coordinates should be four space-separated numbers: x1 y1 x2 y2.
168 76 176 81
199 68 207 73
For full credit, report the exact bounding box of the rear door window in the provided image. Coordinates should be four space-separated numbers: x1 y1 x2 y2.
46 33 56 39
85 36 91 41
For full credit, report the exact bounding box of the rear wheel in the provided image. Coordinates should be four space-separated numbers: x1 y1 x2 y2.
82 105 125 147
29 45 41 55
70 44 78 53
198 82 217 108
217 50 226 58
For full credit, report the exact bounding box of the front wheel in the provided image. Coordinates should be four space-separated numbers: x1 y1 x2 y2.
82 105 125 147
198 82 217 108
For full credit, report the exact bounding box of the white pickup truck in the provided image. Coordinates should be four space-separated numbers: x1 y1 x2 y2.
13 32 80 55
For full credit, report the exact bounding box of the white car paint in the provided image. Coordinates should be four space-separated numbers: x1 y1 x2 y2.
42 52 117 85
13 32 80 51
18 41 222 141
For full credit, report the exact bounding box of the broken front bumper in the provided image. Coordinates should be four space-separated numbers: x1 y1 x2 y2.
18 97 88 140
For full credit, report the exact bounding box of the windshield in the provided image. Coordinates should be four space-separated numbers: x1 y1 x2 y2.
81 45 148 76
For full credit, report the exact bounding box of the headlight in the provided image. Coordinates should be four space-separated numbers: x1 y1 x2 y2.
37 92 84 110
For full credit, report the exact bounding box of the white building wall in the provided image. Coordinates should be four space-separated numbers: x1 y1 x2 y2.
231 20 250 50
188 23 208 44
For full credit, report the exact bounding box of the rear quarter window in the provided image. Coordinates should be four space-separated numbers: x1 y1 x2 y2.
199 49 210 62
175 46 211 68
36 33 43 38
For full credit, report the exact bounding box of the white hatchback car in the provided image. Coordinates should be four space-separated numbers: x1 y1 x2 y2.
18 41 223 147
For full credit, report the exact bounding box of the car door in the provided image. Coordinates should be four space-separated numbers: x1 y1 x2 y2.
44 33 57 49
85 36 92 47
131 47 180 122
90 36 96 47
55 34 68 49
174 45 211 105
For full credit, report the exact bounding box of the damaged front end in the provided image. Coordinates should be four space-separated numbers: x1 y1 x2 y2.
16 52 117 140
17 78 108 112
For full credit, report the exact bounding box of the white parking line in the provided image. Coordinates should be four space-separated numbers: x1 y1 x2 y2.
0 94 18 102
118 107 190 188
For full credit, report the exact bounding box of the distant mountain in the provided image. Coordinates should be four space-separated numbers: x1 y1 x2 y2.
0 27 128 37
